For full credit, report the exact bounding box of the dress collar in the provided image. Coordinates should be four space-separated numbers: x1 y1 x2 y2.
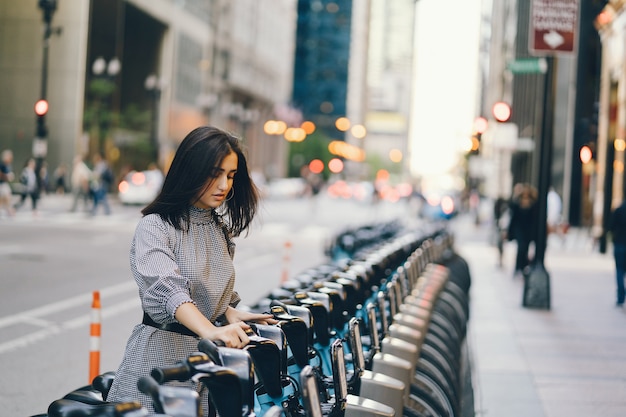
189 206 216 225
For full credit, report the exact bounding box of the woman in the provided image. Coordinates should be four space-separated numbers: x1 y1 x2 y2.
107 126 276 413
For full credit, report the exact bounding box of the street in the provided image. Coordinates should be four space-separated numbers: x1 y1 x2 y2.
0 192 413 416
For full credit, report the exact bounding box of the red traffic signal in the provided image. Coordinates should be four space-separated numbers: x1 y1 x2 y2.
492 101 511 122
34 99 49 116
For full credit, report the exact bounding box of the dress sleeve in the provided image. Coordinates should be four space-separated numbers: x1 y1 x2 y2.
131 215 194 324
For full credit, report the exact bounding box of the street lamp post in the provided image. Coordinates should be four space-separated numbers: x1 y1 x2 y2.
144 74 163 164
35 0 60 191
91 57 121 156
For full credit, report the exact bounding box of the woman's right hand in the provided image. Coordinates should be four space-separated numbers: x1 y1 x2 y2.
202 321 252 349
175 303 253 349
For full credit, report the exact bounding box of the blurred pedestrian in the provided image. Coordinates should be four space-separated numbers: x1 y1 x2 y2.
106 126 277 414
0 149 15 217
70 155 92 212
14 158 40 215
493 195 510 268
90 153 113 215
507 183 539 277
38 161 49 196
53 163 68 194
610 199 626 307
547 186 563 234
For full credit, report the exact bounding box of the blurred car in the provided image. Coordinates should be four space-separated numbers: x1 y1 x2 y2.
418 192 459 220
117 169 164 205
266 177 307 199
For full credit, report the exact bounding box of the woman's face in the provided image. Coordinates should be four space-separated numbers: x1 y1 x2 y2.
193 151 238 209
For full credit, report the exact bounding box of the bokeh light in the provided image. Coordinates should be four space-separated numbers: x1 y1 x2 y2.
351 124 367 138
308 159 324 174
328 158 344 173
580 145 593 164
283 127 306 142
301 121 316 135
389 149 403 163
335 117 351 132
264 120 288 135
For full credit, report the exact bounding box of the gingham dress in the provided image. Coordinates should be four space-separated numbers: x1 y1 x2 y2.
106 206 240 414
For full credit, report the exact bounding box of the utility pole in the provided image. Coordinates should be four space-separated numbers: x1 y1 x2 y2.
523 57 555 309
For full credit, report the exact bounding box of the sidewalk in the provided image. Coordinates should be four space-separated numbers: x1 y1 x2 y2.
453 216 626 417
0 192 139 224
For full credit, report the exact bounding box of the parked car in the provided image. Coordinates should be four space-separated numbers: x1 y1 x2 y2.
117 169 164 205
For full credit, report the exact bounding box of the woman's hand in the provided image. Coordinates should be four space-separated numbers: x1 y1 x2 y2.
224 306 278 325
175 302 255 348
200 322 252 349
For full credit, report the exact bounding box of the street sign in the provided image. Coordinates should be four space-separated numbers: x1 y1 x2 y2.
32 137 48 157
507 58 548 74
483 122 518 151
529 0 579 55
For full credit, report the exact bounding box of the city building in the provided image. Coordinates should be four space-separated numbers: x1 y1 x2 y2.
0 0 297 185
477 0 606 235
363 0 415 182
291 0 353 137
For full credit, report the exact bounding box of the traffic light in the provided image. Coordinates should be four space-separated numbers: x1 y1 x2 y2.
34 98 48 138
38 0 57 23
492 101 512 122
469 116 488 155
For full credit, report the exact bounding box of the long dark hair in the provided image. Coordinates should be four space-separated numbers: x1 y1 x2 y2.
142 126 259 236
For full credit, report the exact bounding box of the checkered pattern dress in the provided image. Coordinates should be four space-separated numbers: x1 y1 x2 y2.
106 206 240 415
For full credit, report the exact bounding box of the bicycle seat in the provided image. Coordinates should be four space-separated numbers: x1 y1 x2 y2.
91 371 116 400
138 375 201 416
269 304 310 369
243 330 283 398
208 345 255 416
293 292 331 345
187 365 241 417
62 387 104 405
250 323 287 374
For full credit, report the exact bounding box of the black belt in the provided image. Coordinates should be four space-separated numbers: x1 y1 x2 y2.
142 313 197 337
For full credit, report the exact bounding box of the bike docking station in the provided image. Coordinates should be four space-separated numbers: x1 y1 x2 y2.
35 220 473 417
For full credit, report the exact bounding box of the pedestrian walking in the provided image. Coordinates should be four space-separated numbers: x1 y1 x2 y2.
493 195 510 268
89 153 113 215
70 155 92 212
610 199 626 307
0 149 15 218
106 126 277 414
547 186 565 241
53 163 68 194
14 158 40 215
507 183 539 277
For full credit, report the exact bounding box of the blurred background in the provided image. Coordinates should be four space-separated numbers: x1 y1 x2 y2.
3 2 626 415
0 0 623 244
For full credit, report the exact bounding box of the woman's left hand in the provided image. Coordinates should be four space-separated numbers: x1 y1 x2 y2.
225 307 278 325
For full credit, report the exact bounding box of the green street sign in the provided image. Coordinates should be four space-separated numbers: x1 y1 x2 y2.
506 58 548 74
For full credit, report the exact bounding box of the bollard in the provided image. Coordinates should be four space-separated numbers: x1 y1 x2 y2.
281 241 292 284
89 291 101 383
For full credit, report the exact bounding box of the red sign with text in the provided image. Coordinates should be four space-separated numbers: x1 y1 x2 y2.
530 0 579 55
